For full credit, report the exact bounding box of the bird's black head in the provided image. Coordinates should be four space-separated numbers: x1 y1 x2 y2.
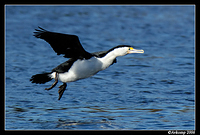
107 45 144 56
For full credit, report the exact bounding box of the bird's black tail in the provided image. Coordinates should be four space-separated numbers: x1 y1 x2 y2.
30 72 52 84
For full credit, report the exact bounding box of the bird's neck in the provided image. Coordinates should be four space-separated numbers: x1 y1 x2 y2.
99 50 120 70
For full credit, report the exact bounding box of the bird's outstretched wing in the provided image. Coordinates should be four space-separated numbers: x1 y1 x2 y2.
34 26 93 59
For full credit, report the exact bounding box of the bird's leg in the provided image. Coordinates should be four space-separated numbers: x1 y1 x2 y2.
45 72 58 90
58 83 67 100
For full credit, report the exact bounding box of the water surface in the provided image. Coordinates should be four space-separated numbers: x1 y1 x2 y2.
5 5 195 130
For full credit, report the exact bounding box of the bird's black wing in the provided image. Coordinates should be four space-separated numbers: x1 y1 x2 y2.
34 26 93 59
92 51 117 65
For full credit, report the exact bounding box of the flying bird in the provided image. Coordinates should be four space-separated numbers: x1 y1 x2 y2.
30 27 144 100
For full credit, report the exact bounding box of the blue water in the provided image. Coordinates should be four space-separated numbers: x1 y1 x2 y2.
5 5 195 130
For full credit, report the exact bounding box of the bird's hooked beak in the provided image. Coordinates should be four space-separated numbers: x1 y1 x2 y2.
128 47 144 54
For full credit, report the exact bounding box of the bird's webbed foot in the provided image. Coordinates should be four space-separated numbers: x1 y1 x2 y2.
45 72 58 90
58 83 67 100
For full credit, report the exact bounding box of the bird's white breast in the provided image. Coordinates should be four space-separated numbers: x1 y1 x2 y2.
51 57 104 83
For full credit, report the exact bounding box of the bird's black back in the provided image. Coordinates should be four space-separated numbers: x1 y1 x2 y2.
52 58 78 73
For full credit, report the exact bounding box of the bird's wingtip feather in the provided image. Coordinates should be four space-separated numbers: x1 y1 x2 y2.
33 26 48 38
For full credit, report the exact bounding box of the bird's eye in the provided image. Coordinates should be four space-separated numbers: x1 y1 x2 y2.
129 47 133 50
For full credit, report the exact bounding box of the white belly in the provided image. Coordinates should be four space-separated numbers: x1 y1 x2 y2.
50 57 104 83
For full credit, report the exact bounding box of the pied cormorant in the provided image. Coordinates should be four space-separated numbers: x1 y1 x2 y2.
30 26 144 100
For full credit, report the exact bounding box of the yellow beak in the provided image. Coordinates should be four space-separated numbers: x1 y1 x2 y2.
128 47 144 54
